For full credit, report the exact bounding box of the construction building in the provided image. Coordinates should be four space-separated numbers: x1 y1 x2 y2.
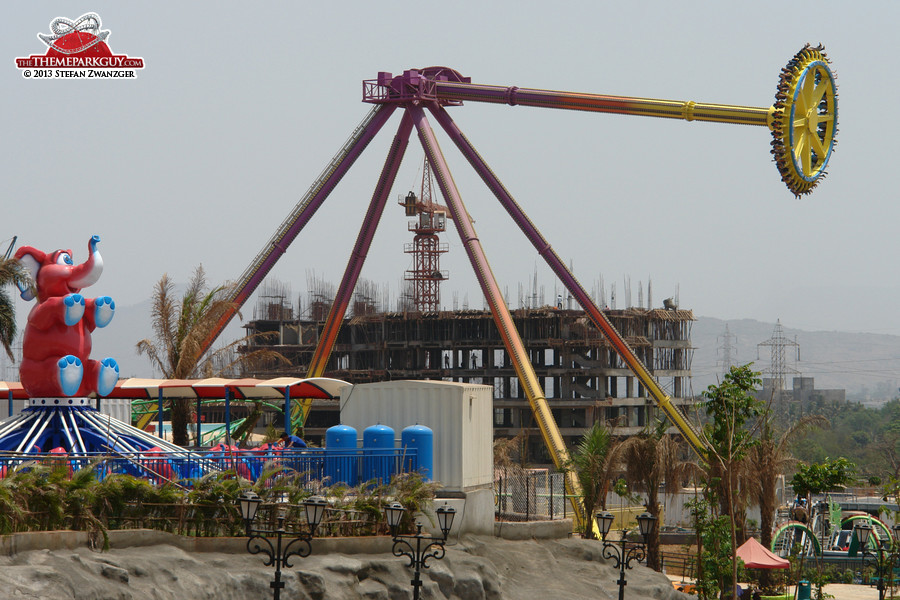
240 281 697 465
755 377 846 410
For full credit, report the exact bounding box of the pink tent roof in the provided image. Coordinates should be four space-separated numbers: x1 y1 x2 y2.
736 537 790 569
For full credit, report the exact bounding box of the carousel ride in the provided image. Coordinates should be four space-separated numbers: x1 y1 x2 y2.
0 237 347 483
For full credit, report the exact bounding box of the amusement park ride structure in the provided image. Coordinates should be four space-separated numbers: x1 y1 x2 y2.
146 45 836 527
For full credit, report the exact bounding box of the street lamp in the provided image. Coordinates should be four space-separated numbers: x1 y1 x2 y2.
239 490 327 600
386 501 456 600
855 521 900 600
595 511 657 600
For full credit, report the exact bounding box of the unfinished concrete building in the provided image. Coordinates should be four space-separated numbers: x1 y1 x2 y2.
241 282 696 465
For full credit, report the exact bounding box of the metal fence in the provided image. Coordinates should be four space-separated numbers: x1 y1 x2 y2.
494 467 570 521
0 447 417 488
660 551 697 580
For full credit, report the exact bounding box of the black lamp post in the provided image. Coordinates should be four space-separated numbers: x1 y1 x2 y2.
595 511 657 600
239 490 327 600
854 521 900 600
385 501 456 600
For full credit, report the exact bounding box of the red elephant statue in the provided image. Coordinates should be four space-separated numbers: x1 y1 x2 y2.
14 235 119 398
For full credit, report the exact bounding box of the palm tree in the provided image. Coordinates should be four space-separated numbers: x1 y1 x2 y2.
622 418 695 571
745 408 827 592
565 420 623 539
0 257 29 361
136 266 286 446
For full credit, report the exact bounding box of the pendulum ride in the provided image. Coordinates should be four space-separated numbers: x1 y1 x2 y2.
175 45 836 527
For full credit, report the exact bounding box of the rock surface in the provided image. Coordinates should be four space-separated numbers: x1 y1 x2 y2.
0 534 692 599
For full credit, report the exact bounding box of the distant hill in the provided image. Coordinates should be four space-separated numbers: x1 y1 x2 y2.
690 317 900 403
89 310 900 403
7 299 897 405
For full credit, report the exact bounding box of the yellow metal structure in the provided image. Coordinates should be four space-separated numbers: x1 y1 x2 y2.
771 45 838 196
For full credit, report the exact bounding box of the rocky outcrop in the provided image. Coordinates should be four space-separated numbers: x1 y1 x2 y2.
0 531 691 599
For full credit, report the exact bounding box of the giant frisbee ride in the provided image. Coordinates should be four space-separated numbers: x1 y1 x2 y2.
174 45 837 526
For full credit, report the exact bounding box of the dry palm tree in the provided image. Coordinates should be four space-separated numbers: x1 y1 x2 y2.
0 256 29 361
745 408 827 592
622 418 696 571
136 266 287 446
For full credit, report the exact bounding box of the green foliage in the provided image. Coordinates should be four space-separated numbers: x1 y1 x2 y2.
687 492 733 600
389 471 441 534
564 421 618 538
791 397 900 482
699 364 763 597
0 256 29 361
790 457 856 498
185 472 245 536
0 460 439 540
701 364 763 459
612 478 641 505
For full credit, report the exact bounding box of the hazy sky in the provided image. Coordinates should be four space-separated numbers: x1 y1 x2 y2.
3 2 898 343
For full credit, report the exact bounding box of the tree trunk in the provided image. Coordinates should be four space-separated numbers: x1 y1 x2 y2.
758 481 776 592
230 402 263 447
647 487 661 571
170 398 192 447
728 465 738 600
695 525 705 600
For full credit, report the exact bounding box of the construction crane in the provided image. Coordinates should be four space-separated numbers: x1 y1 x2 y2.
399 159 450 312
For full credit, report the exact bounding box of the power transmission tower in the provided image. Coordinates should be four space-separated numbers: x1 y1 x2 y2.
757 319 800 393
717 324 738 376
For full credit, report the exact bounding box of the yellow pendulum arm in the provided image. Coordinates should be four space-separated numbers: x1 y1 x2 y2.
431 44 837 197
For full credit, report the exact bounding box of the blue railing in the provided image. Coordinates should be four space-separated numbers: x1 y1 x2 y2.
0 447 418 488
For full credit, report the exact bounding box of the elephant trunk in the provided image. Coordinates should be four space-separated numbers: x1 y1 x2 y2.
69 235 104 289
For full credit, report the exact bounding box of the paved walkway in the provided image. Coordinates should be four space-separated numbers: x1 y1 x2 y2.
818 583 881 599
667 576 883 599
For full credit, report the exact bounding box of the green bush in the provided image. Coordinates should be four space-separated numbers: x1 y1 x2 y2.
0 461 438 542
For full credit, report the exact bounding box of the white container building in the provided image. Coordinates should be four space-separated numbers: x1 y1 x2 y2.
339 380 493 493
339 380 495 536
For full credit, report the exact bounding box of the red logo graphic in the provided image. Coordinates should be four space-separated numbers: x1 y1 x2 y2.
15 12 144 78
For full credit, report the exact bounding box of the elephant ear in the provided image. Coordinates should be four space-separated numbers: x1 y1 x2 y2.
13 249 42 301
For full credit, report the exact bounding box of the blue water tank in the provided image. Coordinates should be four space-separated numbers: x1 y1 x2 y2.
325 424 358 485
401 424 433 482
363 423 394 483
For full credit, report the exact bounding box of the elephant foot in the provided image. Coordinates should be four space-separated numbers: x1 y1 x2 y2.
57 355 84 397
97 358 119 396
64 293 85 326
95 296 115 328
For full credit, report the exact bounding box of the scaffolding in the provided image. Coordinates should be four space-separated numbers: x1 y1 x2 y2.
242 303 696 463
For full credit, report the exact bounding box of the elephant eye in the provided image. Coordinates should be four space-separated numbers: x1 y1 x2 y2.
56 253 73 266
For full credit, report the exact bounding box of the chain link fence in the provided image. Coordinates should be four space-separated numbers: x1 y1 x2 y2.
494 467 570 521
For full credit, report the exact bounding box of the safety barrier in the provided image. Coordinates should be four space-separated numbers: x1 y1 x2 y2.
0 447 417 487
494 468 569 522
